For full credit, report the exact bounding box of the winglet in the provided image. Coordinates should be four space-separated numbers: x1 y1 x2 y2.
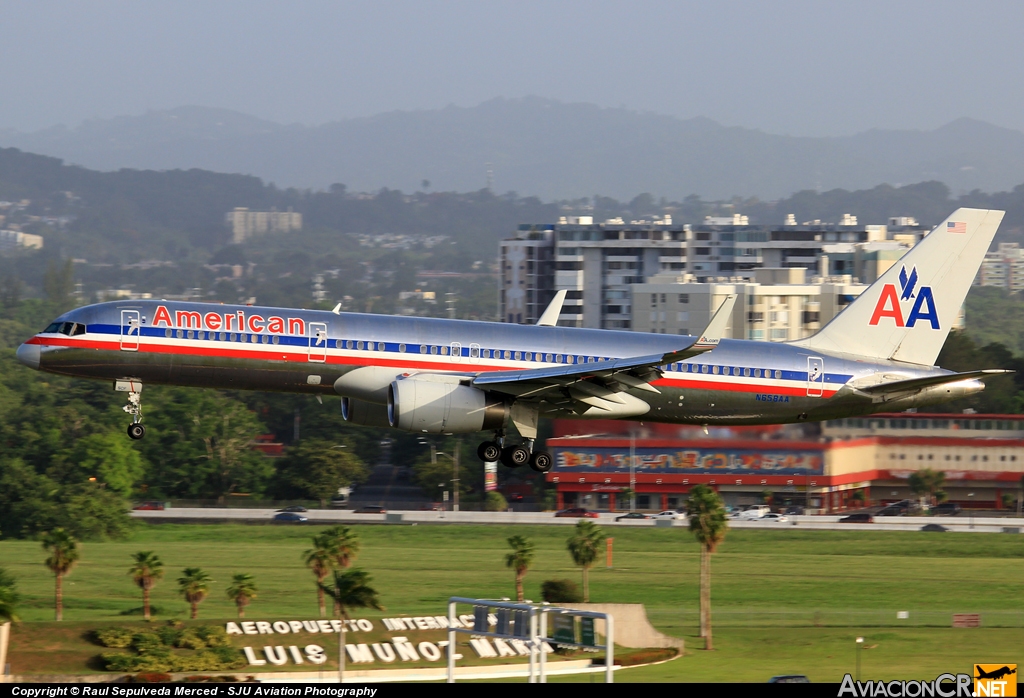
693 295 736 350
331 303 342 314
536 290 567 327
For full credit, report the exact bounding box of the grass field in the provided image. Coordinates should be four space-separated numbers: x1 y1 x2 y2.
2 522 1022 681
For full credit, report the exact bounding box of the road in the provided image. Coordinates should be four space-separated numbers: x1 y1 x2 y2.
130 508 1024 533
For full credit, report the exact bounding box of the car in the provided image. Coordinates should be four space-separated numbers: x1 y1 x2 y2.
554 508 599 519
876 506 904 517
921 523 949 532
507 493 525 502
273 512 307 523
783 506 805 516
768 675 810 683
132 501 165 511
652 510 686 520
761 513 789 523
615 512 652 521
931 502 962 516
353 505 387 514
276 505 308 513
839 513 874 523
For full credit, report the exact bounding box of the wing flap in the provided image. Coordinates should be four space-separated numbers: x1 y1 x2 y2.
856 369 1012 396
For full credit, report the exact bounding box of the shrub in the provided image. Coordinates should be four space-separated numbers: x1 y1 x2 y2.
155 625 182 647
95 627 134 648
175 628 206 650
541 579 583 603
131 673 172 683
101 652 144 672
130 632 163 654
195 625 230 647
485 491 508 511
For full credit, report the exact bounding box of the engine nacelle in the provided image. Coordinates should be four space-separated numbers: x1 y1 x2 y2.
341 397 393 428
388 378 507 433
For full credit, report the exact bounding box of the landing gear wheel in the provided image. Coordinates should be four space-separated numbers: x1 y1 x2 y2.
127 423 146 440
529 451 553 473
500 445 530 468
477 441 501 462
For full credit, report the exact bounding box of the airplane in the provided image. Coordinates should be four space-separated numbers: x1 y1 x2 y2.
15 208 1011 474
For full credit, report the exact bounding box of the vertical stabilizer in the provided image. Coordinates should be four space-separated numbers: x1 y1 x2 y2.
791 208 1003 366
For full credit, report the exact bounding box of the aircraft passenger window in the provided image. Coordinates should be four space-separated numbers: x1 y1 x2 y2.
743 368 750 377
165 329 172 338
419 345 427 354
470 346 479 358
220 332 227 341
379 343 387 351
230 333 237 341
273 336 280 345
399 344 406 352
430 346 437 354
442 346 449 355
504 351 511 359
712 366 719 374
701 365 708 373
262 335 270 344
186 331 193 339
514 351 521 360
555 354 562 362
176 330 184 339
356 341 363 350
775 370 781 379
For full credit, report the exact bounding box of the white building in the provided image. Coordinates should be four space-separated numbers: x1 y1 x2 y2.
631 268 868 340
0 229 43 250
975 242 1024 293
225 208 302 244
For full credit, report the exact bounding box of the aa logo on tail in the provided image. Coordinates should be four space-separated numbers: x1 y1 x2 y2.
868 265 940 329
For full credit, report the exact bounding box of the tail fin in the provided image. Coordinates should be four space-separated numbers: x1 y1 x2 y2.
792 208 1004 366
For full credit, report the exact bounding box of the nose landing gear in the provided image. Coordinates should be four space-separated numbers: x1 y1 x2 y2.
116 380 146 440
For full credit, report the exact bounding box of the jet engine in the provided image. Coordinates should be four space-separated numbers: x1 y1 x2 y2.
341 397 393 428
388 377 507 433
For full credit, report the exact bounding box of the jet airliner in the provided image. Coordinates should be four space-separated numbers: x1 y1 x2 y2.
16 208 1010 473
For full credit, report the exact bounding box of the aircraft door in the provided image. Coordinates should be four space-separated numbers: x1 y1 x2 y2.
120 310 140 352
308 322 328 363
807 356 824 397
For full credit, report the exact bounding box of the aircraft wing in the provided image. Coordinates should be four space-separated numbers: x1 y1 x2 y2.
470 295 737 408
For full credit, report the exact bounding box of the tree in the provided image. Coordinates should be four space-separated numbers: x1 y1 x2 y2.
303 533 336 617
687 484 728 650
567 520 603 602
322 526 360 569
64 432 145 498
128 551 164 620
485 491 508 511
909 469 946 507
226 573 258 618
275 440 368 507
42 528 80 621
320 568 383 683
178 568 211 620
0 567 20 623
43 259 75 309
504 535 534 603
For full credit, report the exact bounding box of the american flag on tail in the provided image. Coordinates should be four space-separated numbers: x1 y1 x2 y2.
947 221 967 234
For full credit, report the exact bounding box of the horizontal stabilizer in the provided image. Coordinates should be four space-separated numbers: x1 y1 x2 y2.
856 369 1012 396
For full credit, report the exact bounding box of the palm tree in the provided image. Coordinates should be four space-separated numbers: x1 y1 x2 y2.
128 552 164 621
320 568 383 683
909 468 946 507
505 535 534 603
303 533 337 617
0 567 19 623
42 529 79 621
567 520 603 602
178 568 212 620
322 526 360 616
687 484 728 650
323 526 360 569
226 573 258 618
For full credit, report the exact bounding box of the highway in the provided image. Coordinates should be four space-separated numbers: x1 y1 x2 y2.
130 508 1024 533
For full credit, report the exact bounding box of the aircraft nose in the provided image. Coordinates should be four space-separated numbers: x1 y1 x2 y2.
16 342 40 370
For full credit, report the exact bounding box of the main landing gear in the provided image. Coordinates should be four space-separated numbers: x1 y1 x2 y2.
116 380 146 440
477 434 553 473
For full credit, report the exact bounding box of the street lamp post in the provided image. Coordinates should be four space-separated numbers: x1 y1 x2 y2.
855 636 864 681
968 492 975 529
432 442 461 512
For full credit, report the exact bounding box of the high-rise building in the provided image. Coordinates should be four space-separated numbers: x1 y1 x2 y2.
975 242 1024 293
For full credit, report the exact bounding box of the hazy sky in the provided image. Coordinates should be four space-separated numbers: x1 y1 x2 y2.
3 0 1024 136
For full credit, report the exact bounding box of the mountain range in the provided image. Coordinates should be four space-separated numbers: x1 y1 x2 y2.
3 97 1024 200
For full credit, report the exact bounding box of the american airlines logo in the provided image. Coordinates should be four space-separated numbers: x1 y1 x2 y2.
152 305 306 335
868 265 940 330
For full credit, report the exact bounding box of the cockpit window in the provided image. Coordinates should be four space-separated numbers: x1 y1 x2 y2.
44 322 87 336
